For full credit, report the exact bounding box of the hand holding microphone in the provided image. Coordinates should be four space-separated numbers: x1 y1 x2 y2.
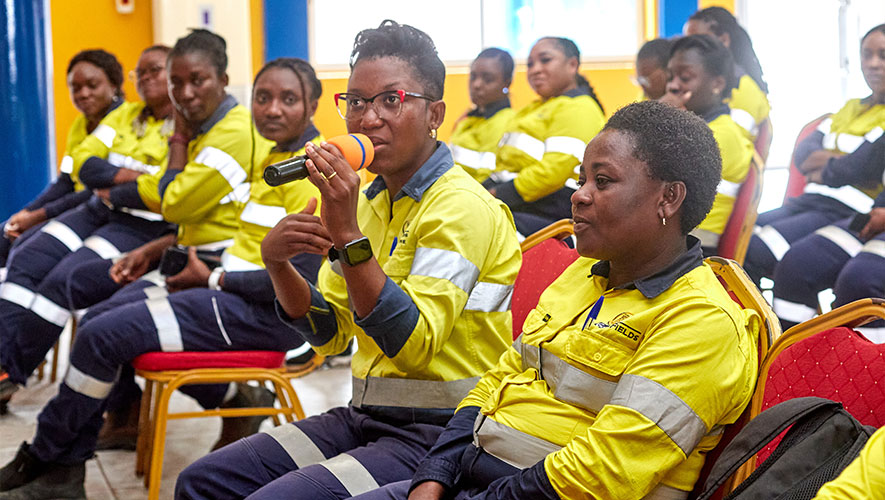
264 133 374 186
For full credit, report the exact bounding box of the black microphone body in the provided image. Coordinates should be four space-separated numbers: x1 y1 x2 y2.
264 155 309 186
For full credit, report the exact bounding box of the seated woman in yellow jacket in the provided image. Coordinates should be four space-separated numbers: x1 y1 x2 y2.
484 37 606 237
685 6 770 143
813 426 885 500
350 100 758 500
662 34 755 254
450 48 515 182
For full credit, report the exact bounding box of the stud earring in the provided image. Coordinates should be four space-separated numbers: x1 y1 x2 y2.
429 128 438 140
662 217 667 226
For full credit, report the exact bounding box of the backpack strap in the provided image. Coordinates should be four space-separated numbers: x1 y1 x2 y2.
696 397 842 500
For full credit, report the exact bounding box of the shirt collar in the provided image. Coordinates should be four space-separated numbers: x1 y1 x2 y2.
195 94 238 136
564 86 591 98
467 97 511 119
363 142 453 202
589 236 704 299
273 123 320 153
701 102 731 123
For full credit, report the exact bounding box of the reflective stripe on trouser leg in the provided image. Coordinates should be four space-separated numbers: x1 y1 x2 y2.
318 454 380 497
263 423 327 467
832 238 885 341
145 297 183 351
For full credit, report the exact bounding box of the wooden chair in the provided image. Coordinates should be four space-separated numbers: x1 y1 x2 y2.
689 257 783 499
511 219 578 338
716 153 765 265
133 350 324 499
729 298 885 488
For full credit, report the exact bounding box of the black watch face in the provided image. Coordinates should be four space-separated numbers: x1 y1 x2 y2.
346 239 373 265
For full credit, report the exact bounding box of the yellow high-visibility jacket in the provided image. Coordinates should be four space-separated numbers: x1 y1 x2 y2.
728 73 770 141
458 240 758 499
160 96 253 248
288 144 521 416
450 99 514 183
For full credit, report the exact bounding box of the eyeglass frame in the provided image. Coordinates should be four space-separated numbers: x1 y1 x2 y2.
333 89 435 120
129 65 165 83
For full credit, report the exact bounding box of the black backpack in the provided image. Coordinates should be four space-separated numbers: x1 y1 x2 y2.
696 397 876 500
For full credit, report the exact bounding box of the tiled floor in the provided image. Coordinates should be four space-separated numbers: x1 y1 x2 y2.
0 330 352 500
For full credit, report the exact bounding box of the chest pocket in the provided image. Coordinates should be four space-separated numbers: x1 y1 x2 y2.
565 327 635 378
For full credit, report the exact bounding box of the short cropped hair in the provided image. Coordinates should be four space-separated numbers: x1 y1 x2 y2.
349 20 446 101
637 38 675 69
168 29 228 77
67 49 124 98
603 100 721 234
476 47 514 86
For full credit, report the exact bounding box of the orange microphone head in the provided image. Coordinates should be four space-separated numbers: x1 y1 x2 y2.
327 133 374 171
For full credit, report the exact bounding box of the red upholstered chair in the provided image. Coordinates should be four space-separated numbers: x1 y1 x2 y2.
783 114 831 203
688 257 782 500
133 350 323 499
511 219 579 338
754 117 773 163
730 298 885 487
717 153 764 265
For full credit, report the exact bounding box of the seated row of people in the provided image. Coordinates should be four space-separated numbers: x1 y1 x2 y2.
0 20 761 500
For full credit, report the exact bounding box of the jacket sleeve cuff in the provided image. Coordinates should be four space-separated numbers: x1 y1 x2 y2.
109 182 148 210
25 175 75 211
79 156 119 188
494 180 527 210
471 460 559 500
410 459 462 491
792 130 824 170
158 169 180 197
43 190 92 218
353 277 420 358
274 282 338 346
410 405 480 492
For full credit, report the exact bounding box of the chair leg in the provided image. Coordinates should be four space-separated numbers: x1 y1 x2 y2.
36 360 45 381
143 380 164 488
147 381 173 500
49 340 60 383
135 379 155 477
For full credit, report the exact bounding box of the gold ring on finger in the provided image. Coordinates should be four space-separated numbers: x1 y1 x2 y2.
326 171 337 180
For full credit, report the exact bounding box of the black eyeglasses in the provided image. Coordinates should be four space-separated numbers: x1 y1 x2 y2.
334 89 435 120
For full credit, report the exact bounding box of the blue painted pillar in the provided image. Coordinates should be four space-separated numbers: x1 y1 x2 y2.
264 0 309 61
660 0 698 38
0 0 53 220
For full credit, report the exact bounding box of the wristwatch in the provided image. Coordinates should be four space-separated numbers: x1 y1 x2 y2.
329 236 373 266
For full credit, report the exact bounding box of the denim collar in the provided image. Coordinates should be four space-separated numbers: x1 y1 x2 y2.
590 236 704 299
364 142 453 202
564 86 591 98
195 94 238 136
273 123 320 153
701 103 731 123
467 97 511 119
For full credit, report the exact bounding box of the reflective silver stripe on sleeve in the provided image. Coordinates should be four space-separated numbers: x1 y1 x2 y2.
866 127 884 143
487 170 518 183
219 182 251 205
59 155 74 174
351 376 479 409
835 127 884 154
263 423 327 467
716 179 742 198
452 145 497 171
319 454 380 497
64 364 115 399
116 207 165 221
544 136 586 161
519 342 617 413
861 240 885 260
814 225 863 257
773 297 817 324
465 282 513 312
822 131 837 150
730 108 757 136
83 235 122 260
93 124 117 148
143 286 168 300
195 146 248 190
755 225 791 261
410 247 480 294
194 239 235 251
689 228 720 248
0 282 35 309
41 221 83 252
499 132 545 161
30 294 71 327
645 484 689 500
221 251 263 272
474 414 561 469
240 201 288 228
816 117 833 135
803 183 874 214
107 152 161 175
145 297 183 351
609 374 707 456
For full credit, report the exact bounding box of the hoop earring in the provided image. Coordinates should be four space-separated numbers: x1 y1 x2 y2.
429 128 438 140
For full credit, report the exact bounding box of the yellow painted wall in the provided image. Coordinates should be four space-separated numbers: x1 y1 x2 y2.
49 1 154 166
313 66 640 143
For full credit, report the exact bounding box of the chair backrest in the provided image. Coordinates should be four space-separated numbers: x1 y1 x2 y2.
754 117 773 163
717 153 764 265
511 219 579 339
688 257 782 500
784 113 831 202
730 298 885 487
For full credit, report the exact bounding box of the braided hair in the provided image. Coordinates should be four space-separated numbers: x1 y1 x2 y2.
540 37 604 113
67 49 124 99
350 20 446 101
688 7 768 93
671 34 738 100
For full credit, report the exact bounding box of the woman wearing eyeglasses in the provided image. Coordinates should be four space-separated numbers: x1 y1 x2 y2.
175 20 521 500
484 37 606 237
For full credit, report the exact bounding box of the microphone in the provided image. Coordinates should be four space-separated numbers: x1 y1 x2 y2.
264 133 375 186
